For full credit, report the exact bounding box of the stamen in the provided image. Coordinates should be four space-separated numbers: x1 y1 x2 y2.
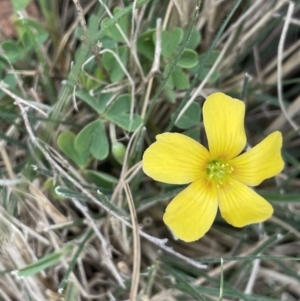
206 159 233 187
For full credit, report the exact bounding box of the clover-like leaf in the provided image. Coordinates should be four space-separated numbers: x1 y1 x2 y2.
12 0 31 11
100 7 128 42
75 119 109 160
183 127 201 141
57 131 90 169
1 41 24 62
16 19 49 49
172 68 189 90
190 66 220 82
76 91 114 114
198 50 221 67
0 74 18 99
158 28 183 58
163 86 176 103
102 46 128 83
183 28 201 50
105 94 143 131
163 66 189 90
137 29 155 60
163 64 174 89
177 49 198 68
173 102 201 129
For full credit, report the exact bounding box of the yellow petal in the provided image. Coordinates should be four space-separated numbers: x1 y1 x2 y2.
142 133 210 184
229 131 284 186
163 178 218 242
218 178 273 227
203 92 246 160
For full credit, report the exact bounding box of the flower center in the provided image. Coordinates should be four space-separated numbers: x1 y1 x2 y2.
206 160 233 186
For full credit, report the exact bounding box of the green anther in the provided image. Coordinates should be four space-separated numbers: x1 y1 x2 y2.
206 160 233 184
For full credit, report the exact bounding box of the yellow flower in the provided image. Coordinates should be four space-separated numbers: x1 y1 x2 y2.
142 92 284 242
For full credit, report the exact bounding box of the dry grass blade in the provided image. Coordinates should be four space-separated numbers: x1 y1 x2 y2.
123 181 141 301
277 1 299 132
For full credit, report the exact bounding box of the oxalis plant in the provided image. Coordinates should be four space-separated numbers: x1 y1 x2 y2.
0 0 299 301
